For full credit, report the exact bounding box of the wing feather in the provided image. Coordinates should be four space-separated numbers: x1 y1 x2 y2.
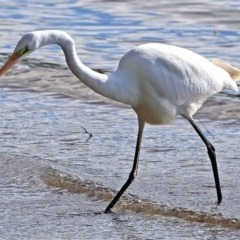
210 58 240 81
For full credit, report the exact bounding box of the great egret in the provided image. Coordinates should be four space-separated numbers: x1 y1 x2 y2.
0 30 240 212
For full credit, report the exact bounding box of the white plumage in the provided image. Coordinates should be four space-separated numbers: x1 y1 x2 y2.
112 43 238 124
0 30 239 212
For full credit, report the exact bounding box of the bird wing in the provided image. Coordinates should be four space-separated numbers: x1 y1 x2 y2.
117 43 238 110
139 44 237 104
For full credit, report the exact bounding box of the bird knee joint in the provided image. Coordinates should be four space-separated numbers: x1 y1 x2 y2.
129 171 137 180
209 145 215 153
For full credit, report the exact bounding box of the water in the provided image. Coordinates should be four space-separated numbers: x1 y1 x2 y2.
1 0 240 239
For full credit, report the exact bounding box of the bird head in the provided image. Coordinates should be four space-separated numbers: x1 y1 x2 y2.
0 32 39 77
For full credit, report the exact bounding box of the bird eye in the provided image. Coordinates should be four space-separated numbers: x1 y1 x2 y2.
21 46 29 56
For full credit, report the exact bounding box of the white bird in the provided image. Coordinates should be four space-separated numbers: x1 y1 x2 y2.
0 30 240 212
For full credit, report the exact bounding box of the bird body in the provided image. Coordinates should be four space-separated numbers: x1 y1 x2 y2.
0 30 239 211
109 43 238 124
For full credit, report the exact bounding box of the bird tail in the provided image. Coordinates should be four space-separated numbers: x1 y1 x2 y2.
210 58 240 81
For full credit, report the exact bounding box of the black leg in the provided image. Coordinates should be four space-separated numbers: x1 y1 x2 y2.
105 120 145 213
189 118 222 204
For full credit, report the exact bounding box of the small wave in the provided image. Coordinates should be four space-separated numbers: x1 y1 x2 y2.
41 166 240 229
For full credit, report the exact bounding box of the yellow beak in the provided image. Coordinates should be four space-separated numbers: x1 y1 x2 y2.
0 50 21 77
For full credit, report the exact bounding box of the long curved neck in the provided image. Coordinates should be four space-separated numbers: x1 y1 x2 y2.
38 30 128 104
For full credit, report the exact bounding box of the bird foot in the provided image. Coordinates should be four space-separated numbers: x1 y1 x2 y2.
104 208 115 214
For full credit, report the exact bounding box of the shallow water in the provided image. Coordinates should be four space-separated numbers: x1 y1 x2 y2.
1 0 240 239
